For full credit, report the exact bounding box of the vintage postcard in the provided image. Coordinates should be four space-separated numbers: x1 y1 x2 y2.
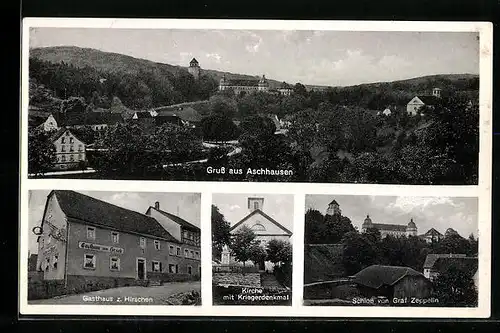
26 190 201 306
19 18 492 318
303 195 479 308
212 193 293 305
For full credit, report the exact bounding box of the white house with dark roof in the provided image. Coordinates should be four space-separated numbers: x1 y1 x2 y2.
406 88 442 115
50 128 87 170
33 190 200 293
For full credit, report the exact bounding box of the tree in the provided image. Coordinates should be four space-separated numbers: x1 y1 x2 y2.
248 244 267 267
293 83 307 97
208 95 238 118
201 115 239 142
28 128 56 175
433 265 478 307
266 239 292 266
230 226 257 267
211 205 231 260
239 115 276 137
341 231 378 275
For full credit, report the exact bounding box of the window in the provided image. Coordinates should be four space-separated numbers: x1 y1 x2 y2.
52 254 58 269
139 237 146 248
190 250 194 258
176 247 181 256
154 240 160 250
184 249 189 258
187 266 192 275
69 137 74 144
111 232 119 244
70 145 74 152
78 144 83 151
83 254 96 269
65 132 69 136
152 261 161 272
79 153 84 161
69 155 74 162
169 245 175 255
254 202 259 210
195 251 199 259
110 257 120 271
61 137 65 144
169 264 176 273
87 226 96 240
61 155 66 162
45 258 50 271
61 145 65 152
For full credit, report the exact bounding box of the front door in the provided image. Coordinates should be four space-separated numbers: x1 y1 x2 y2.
137 258 146 280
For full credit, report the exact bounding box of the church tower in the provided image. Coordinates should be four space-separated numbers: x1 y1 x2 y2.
248 197 264 212
188 58 201 80
326 199 341 216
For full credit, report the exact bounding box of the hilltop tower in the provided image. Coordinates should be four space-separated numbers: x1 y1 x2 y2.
188 58 201 80
326 200 341 216
406 218 418 237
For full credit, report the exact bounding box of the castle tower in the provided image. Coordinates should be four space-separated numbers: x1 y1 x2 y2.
248 197 264 212
326 199 341 216
258 74 269 92
432 87 442 98
362 215 373 232
188 58 201 80
406 218 417 237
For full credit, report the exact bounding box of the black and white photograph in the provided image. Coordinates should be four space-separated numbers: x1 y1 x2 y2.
303 195 479 307
25 27 481 185
212 194 293 305
27 190 201 305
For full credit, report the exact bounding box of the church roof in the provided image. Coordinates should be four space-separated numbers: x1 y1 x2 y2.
230 209 292 236
47 190 180 242
353 265 426 289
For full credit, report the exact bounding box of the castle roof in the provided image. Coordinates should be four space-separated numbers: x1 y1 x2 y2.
353 265 426 289
371 223 407 232
48 190 179 242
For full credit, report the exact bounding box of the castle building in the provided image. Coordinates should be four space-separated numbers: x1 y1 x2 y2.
221 197 292 271
219 74 270 94
406 87 442 115
361 214 418 238
188 58 201 80
325 199 342 216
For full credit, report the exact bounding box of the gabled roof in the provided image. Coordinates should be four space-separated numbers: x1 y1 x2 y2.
190 58 199 65
371 223 407 232
329 199 339 205
416 95 439 105
353 265 426 289
156 107 202 122
421 228 443 237
49 190 179 243
433 257 478 277
230 209 293 236
146 206 200 232
423 253 467 269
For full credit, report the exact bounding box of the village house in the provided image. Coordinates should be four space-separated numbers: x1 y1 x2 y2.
50 128 86 170
221 197 292 272
145 202 201 276
419 228 445 243
406 87 442 115
361 214 418 238
422 253 477 282
28 109 59 132
352 265 433 301
33 190 200 292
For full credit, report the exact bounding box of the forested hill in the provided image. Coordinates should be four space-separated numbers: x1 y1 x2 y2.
30 46 284 87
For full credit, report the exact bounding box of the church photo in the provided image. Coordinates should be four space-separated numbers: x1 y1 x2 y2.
211 194 293 305
303 194 479 307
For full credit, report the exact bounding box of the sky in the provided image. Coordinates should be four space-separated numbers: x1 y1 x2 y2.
212 193 294 233
306 195 478 238
28 190 200 254
29 28 479 86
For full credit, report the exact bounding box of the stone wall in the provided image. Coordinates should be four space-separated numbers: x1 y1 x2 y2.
213 272 261 287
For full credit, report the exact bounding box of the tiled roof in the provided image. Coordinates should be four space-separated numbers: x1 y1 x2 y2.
156 107 202 122
416 96 439 105
353 265 426 289
423 253 467 269
433 257 478 277
51 190 180 242
421 228 443 237
371 223 407 232
148 206 200 232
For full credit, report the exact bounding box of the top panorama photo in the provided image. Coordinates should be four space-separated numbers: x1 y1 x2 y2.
26 28 480 184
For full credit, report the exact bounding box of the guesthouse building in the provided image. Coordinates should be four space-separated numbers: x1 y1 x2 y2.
34 190 200 292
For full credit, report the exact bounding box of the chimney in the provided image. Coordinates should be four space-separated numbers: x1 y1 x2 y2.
154 201 160 210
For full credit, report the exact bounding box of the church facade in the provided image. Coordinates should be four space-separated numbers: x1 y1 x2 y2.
221 197 292 272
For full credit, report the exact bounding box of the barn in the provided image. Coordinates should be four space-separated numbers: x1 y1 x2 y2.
353 265 433 301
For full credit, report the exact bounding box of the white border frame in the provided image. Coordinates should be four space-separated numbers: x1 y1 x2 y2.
19 18 492 318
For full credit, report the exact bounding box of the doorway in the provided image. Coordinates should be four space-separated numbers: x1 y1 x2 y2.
137 258 146 280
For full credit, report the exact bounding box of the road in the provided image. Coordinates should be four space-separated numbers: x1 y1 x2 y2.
29 281 200 305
